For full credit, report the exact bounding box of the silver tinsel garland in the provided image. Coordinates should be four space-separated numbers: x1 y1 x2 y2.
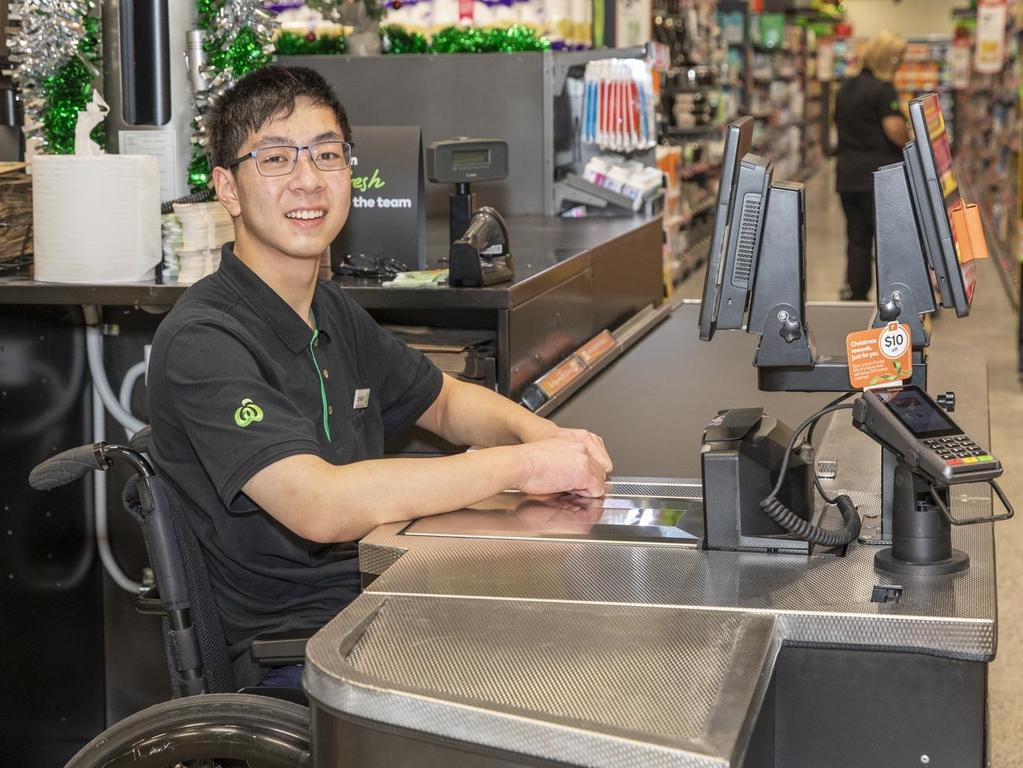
8 0 92 84
7 0 95 146
192 0 279 154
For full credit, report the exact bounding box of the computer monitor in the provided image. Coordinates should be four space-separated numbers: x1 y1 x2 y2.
902 144 947 307
907 93 976 317
712 154 773 333
698 116 755 341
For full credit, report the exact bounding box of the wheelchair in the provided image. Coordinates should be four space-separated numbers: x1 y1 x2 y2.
30 433 312 767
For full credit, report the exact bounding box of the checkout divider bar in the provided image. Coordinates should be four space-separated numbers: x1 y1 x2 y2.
529 300 675 417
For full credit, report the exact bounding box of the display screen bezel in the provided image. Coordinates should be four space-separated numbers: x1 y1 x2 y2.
903 141 953 309
877 385 961 439
698 116 754 341
907 94 975 317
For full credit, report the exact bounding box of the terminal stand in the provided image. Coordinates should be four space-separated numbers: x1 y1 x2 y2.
874 463 970 574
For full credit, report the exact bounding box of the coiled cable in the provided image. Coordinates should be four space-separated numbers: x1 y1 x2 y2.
759 402 861 547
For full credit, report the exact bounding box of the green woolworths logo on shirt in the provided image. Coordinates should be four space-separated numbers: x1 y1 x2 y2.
234 398 264 428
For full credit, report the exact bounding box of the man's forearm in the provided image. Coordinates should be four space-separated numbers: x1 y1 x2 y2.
247 447 528 543
420 375 556 447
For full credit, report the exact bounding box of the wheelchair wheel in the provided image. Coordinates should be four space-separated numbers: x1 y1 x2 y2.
64 693 310 768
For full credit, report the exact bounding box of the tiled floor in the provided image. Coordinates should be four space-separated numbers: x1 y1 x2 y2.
680 160 1023 766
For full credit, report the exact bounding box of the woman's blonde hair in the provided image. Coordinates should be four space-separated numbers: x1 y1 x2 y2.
860 31 907 81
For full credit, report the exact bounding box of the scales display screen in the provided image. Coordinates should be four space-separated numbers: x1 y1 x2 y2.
453 149 490 168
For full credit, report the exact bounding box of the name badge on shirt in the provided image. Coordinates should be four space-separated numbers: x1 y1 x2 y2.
353 388 371 409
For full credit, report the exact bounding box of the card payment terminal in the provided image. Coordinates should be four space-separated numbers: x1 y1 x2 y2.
853 386 1001 485
852 385 1011 574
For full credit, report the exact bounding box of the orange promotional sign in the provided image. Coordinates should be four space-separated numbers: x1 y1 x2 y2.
949 202 989 263
846 322 912 390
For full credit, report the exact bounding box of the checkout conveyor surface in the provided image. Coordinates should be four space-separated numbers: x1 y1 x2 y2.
303 302 997 768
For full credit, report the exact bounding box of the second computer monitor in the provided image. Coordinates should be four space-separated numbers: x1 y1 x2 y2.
699 116 754 341
907 93 976 317
713 154 773 332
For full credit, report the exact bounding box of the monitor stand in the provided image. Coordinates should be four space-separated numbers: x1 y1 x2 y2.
745 162 943 546
752 162 933 394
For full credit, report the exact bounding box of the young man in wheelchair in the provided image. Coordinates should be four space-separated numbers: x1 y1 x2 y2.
147 66 612 687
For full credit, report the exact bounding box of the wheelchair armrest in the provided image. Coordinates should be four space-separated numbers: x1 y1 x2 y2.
249 630 312 667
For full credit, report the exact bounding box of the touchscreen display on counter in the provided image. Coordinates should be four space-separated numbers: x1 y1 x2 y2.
878 386 959 438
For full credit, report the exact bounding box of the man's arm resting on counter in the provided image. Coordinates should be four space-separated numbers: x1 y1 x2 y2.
416 374 612 469
242 441 606 544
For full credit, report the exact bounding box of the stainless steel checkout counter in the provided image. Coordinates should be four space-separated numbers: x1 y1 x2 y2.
302 302 996 768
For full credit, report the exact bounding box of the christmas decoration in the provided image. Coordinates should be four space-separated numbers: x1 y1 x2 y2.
275 30 347 55
8 0 103 154
430 24 550 53
190 0 279 192
380 25 431 54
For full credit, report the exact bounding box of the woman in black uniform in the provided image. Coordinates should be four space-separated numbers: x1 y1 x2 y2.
835 31 911 300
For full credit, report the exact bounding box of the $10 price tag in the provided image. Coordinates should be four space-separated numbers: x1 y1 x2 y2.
845 321 912 389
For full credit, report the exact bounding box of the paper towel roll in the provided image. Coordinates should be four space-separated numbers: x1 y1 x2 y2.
32 154 162 283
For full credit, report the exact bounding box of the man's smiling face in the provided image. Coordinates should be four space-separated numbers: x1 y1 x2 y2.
218 95 352 265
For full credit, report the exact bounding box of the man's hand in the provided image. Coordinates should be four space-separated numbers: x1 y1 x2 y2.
515 438 608 497
519 421 613 474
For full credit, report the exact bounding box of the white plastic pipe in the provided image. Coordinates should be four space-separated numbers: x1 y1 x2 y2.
92 383 141 593
118 360 148 439
85 325 146 438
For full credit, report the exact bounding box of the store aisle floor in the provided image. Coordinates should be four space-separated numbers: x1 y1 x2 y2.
678 159 1023 767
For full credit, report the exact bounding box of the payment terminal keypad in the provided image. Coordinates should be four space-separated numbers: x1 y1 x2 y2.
922 436 996 468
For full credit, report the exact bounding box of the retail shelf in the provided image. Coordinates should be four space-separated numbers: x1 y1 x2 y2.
681 232 712 262
752 44 797 54
678 161 722 180
748 72 800 82
666 196 717 231
663 125 723 137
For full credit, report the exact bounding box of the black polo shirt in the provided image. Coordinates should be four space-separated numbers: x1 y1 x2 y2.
835 69 904 192
147 242 442 657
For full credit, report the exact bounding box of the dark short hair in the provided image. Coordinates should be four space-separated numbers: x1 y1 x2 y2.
205 65 352 171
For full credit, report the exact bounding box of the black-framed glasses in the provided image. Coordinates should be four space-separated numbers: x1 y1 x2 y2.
228 140 354 177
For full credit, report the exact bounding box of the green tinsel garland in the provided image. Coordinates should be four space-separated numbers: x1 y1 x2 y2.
38 15 104 155
189 0 277 192
276 31 347 56
196 0 218 30
278 24 548 57
207 26 275 76
381 25 432 54
188 131 211 190
430 25 550 53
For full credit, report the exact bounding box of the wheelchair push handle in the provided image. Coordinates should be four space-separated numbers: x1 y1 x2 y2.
29 444 107 490
30 442 155 491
